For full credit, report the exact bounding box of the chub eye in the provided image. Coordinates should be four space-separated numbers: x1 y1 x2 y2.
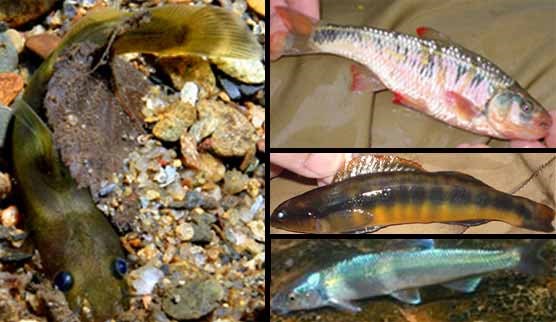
289 295 295 301
54 271 74 292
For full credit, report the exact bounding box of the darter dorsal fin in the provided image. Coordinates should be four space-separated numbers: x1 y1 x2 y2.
333 155 425 182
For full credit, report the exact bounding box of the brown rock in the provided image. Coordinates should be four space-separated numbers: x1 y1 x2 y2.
247 0 265 16
25 33 62 59
159 56 216 97
153 101 197 142
180 132 201 169
0 0 58 27
222 169 249 195
198 153 226 183
197 99 257 157
0 172 11 200
0 73 23 105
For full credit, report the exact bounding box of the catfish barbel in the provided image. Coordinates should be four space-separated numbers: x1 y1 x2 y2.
271 240 547 314
271 155 555 233
273 7 552 140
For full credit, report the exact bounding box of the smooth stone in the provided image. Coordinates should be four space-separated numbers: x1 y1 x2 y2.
0 32 17 72
162 279 224 320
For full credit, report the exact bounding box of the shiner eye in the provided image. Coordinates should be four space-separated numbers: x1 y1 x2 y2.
520 103 532 113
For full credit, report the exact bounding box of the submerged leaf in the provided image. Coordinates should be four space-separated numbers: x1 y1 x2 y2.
43 42 149 198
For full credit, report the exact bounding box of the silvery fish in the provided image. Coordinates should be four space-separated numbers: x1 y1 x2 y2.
273 7 552 140
271 240 546 315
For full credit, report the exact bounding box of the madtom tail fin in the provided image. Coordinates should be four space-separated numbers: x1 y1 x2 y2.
515 240 549 276
273 6 319 58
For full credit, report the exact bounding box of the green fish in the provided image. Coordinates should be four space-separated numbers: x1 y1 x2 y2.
271 240 547 315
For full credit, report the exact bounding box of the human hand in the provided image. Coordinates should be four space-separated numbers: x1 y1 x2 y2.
270 153 346 186
270 0 320 60
458 111 556 148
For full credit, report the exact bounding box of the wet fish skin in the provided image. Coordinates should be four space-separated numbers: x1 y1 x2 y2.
271 241 545 314
275 7 552 140
271 171 555 233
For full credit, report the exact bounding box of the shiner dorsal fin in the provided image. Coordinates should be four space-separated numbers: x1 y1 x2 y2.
333 155 425 182
416 26 452 43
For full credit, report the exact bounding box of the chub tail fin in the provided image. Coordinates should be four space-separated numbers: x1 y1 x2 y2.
272 6 318 59
515 240 549 276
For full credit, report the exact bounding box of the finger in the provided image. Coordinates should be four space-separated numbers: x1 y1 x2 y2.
287 0 320 20
270 0 289 33
544 111 556 148
270 164 284 178
270 153 345 179
510 140 546 148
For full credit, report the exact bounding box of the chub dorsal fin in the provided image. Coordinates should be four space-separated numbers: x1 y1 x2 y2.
333 155 425 182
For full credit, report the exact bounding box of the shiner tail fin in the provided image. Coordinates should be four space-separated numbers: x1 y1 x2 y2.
516 240 549 276
272 6 319 59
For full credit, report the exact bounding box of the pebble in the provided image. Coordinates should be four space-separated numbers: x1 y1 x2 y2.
217 75 241 101
239 82 263 97
231 0 247 15
0 32 18 72
179 82 199 106
162 279 224 320
191 221 213 244
196 99 257 157
0 172 10 200
159 56 216 98
247 102 265 128
25 33 62 59
127 266 165 295
1 206 19 228
169 190 217 210
198 153 226 183
180 132 201 169
247 220 264 242
152 101 197 142
5 29 24 53
0 73 24 106
222 170 249 195
247 0 265 16
175 222 194 241
188 116 219 143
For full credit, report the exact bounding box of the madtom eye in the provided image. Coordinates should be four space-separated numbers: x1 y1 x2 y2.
54 271 74 292
112 257 128 278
